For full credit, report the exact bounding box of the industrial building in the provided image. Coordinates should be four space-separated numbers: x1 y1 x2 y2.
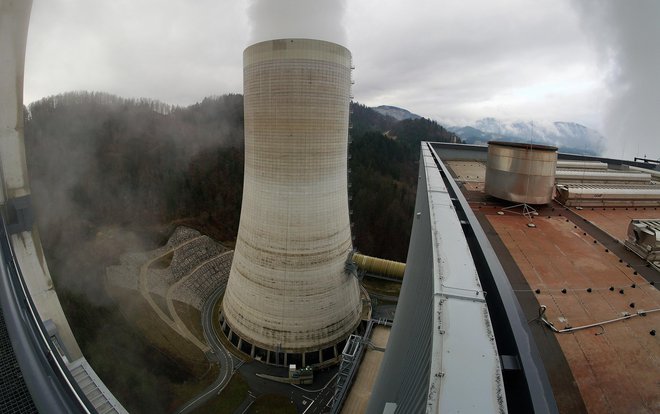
420 142 660 414
331 141 659 413
2 2 659 413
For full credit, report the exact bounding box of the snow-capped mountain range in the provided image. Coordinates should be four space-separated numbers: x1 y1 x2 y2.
448 118 605 155
370 105 605 156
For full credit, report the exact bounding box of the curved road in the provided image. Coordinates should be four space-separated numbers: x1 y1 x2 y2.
174 274 344 414
175 284 234 414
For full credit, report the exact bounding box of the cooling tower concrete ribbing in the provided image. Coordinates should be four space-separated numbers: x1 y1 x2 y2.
221 39 362 364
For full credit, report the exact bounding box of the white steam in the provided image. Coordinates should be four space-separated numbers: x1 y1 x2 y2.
573 0 660 160
247 0 348 46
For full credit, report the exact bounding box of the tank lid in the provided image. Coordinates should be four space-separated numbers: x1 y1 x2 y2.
488 140 558 151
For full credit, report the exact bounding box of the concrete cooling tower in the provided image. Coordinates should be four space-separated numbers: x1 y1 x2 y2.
221 39 362 367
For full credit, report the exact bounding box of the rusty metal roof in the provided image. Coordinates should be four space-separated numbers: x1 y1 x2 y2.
439 142 660 413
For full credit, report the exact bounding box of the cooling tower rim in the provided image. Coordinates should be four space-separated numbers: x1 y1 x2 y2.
244 37 350 54
488 140 557 152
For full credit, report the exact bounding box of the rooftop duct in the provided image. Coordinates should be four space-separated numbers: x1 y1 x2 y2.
485 141 558 204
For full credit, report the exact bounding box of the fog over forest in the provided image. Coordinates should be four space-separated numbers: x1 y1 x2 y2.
24 91 459 411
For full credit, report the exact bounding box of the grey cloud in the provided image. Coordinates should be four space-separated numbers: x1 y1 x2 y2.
571 0 659 159
247 0 348 46
348 0 604 128
23 0 648 157
25 0 247 106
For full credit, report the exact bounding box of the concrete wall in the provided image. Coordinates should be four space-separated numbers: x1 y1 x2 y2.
0 0 82 360
366 149 434 414
222 39 361 353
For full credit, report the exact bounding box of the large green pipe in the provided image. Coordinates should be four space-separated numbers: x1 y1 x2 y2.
353 253 406 279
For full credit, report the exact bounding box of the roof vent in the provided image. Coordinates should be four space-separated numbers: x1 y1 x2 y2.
485 141 557 204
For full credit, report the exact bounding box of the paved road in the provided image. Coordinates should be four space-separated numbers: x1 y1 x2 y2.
235 360 339 414
295 373 338 414
175 284 234 414
173 273 342 414
234 391 256 414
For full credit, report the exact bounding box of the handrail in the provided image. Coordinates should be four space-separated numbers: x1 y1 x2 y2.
0 211 94 414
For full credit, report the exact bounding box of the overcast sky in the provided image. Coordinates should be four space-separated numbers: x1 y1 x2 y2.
24 0 659 160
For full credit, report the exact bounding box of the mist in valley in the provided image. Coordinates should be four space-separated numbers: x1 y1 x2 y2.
24 90 456 411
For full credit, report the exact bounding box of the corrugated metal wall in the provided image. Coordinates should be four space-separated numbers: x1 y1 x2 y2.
366 152 433 414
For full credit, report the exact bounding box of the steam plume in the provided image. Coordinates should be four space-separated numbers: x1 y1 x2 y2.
573 0 660 160
247 0 348 46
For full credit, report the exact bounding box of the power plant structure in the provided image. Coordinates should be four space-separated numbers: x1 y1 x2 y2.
220 38 363 367
5 6 659 410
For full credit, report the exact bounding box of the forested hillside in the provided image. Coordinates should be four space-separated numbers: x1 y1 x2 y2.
23 91 460 411
26 92 244 242
26 92 460 266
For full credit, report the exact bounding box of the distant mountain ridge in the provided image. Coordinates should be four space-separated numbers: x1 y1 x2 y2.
373 105 421 121
351 103 461 145
448 118 605 156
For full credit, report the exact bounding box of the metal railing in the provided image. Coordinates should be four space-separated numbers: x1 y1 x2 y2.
0 210 95 414
330 319 392 414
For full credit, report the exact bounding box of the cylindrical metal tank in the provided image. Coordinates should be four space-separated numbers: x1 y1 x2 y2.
556 160 608 170
555 184 660 207
485 141 558 204
554 169 651 185
221 39 361 366
628 165 660 180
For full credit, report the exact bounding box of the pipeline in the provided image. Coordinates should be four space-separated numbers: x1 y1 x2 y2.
537 305 660 334
352 253 406 279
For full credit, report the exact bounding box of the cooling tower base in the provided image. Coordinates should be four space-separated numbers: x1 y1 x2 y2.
219 310 354 368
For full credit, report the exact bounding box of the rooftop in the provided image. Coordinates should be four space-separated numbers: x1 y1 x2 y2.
440 143 660 413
